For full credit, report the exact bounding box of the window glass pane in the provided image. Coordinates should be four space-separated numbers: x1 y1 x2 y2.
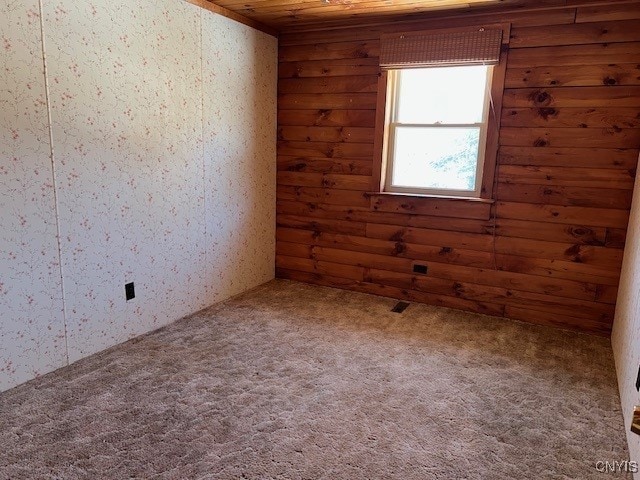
391 127 480 191
396 66 488 124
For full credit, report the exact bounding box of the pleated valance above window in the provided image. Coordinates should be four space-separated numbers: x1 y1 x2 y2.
379 27 503 69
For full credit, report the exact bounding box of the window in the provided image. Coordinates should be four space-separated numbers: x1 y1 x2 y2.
374 26 508 199
384 65 492 197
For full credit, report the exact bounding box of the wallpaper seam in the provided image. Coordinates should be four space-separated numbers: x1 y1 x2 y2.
200 10 207 301
37 0 70 366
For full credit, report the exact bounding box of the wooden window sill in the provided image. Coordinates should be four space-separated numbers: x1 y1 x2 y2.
367 191 494 220
367 191 495 204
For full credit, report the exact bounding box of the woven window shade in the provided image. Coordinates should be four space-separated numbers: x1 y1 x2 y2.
380 28 503 69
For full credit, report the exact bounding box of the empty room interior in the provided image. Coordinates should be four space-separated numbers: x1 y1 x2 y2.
2 0 640 477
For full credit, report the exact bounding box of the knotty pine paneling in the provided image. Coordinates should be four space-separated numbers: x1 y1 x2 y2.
495 183 633 209
276 6 640 335
504 64 640 88
508 20 640 47
500 107 640 128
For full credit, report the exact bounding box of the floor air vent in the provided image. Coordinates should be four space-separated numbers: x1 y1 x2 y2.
391 301 410 313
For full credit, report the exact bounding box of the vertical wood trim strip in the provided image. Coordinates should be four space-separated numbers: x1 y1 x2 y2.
371 70 388 192
482 42 509 198
38 0 70 366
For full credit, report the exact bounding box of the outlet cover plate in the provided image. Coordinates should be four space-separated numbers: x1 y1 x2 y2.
125 282 135 301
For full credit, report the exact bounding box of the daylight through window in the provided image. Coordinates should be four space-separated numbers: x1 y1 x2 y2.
383 65 493 197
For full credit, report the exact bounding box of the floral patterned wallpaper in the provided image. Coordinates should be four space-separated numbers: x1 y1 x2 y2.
612 162 640 466
43 0 210 363
0 0 277 391
0 0 68 391
203 15 277 305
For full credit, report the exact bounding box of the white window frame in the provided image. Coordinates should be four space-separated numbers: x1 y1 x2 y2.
383 66 494 198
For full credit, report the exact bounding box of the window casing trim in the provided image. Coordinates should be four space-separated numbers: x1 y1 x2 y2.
383 67 493 198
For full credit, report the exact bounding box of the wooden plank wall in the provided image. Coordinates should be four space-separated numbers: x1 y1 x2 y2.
275 3 640 335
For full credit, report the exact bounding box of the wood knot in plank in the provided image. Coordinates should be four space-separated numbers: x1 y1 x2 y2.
529 90 552 106
393 242 406 255
564 244 584 262
571 226 589 236
321 177 335 188
537 107 557 120
317 109 331 122
390 230 405 242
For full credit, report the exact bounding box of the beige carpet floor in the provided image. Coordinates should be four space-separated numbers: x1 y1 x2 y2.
0 279 629 479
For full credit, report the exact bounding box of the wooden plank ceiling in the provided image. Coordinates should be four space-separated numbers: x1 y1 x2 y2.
202 0 574 31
